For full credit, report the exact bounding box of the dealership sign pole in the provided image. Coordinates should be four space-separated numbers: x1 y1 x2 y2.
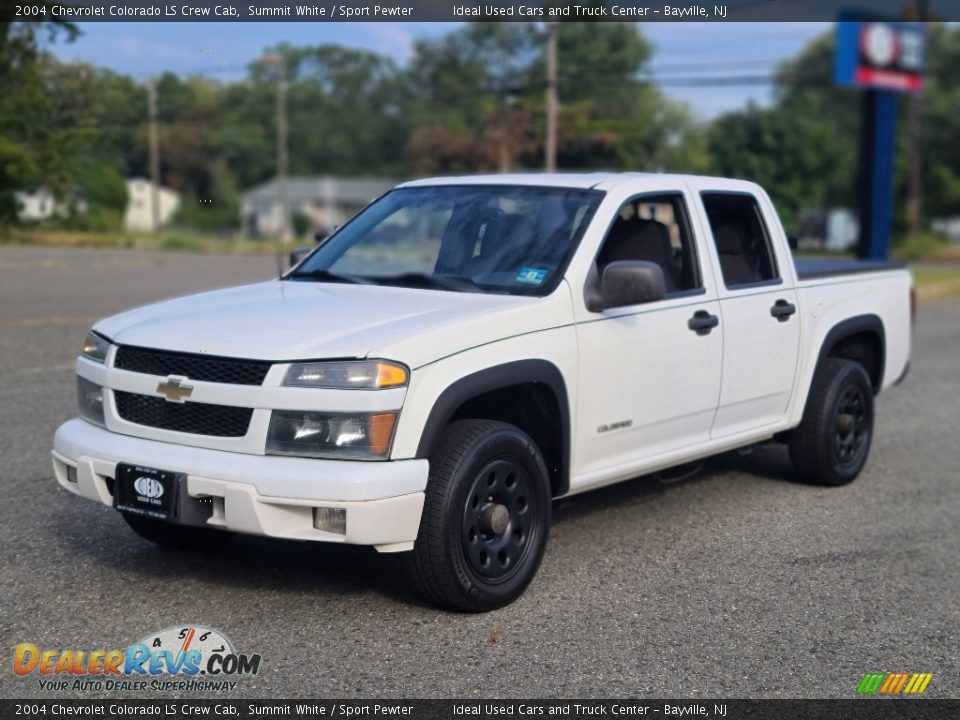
834 18 925 260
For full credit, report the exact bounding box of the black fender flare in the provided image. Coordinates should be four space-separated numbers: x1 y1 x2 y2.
414 359 571 496
812 313 886 395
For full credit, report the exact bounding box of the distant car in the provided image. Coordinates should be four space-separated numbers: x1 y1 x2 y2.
54 173 913 612
289 227 333 267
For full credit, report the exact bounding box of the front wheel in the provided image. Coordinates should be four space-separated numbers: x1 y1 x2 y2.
788 358 874 486
402 420 552 612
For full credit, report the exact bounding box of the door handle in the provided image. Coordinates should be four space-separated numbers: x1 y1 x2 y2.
770 299 797 321
688 310 719 335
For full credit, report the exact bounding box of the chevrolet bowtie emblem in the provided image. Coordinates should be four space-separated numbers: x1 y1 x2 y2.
156 377 193 403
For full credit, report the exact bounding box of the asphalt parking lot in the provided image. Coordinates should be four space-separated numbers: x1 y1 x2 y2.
0 244 956 699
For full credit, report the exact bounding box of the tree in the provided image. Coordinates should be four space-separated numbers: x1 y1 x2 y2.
0 10 78 224
707 25 960 235
707 34 862 230
405 22 703 174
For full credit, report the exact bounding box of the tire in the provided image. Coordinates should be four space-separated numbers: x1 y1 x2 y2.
789 358 875 486
122 513 233 551
402 419 552 612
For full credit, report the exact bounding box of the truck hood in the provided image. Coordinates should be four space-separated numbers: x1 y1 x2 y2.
94 280 572 368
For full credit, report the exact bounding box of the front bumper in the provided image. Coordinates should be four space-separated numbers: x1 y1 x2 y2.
52 419 427 552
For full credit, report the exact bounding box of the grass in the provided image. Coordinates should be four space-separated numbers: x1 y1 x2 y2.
910 265 960 300
893 232 960 262
4 226 960 299
0 228 302 256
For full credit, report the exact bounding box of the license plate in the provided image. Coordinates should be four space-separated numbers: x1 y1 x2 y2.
115 464 181 520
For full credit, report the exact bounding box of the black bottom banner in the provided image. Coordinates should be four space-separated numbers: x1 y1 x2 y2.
2 700 957 720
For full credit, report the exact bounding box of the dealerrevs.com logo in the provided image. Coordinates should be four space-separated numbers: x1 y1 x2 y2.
13 625 261 692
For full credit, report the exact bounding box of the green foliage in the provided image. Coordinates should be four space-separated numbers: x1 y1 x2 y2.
65 158 127 212
893 231 948 261
709 26 960 232
0 137 37 223
65 207 123 233
7 21 960 243
0 13 78 225
407 22 697 174
291 211 310 237
708 35 863 230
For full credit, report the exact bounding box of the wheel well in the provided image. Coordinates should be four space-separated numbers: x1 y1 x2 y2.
825 330 884 393
449 384 566 497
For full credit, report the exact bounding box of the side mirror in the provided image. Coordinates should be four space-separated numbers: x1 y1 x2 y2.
313 225 337 244
787 235 799 250
289 247 312 268
586 260 666 312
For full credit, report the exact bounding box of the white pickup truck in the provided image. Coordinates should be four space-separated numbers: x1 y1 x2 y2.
53 174 913 611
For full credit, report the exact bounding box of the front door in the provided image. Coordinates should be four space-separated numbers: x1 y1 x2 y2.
573 191 723 482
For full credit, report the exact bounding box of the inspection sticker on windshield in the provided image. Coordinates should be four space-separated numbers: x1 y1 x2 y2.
516 267 548 285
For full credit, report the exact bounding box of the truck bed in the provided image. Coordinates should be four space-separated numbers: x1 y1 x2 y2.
794 258 906 281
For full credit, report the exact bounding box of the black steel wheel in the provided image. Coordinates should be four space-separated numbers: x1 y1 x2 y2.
402 419 551 612
461 458 537 582
834 383 870 472
789 358 875 486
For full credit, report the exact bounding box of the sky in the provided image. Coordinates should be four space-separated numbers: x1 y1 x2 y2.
47 22 831 119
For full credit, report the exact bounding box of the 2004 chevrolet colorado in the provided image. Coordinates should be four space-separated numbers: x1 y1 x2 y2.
53 174 913 611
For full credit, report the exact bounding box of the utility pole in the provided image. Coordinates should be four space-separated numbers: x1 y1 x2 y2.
262 53 289 275
906 0 928 237
147 78 161 233
545 22 558 173
276 58 289 244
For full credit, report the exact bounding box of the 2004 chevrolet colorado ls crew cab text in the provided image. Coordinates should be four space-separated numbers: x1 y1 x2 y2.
53 173 913 611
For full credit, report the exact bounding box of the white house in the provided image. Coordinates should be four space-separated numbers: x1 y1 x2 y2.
15 187 86 221
240 176 397 237
932 216 960 244
124 178 180 232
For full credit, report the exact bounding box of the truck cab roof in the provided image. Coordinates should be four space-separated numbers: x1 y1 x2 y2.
400 172 764 193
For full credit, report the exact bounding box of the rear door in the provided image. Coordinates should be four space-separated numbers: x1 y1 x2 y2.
693 186 801 438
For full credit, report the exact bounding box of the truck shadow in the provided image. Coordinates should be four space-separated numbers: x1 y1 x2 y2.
550 442 797 526
66 506 416 606
64 443 798 608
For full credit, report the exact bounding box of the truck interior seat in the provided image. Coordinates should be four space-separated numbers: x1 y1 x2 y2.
598 218 682 293
714 225 758 286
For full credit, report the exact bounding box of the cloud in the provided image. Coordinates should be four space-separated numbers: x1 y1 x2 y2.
360 23 416 63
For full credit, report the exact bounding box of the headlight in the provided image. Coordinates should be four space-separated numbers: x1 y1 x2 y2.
266 410 397 460
77 376 105 427
82 332 110 364
283 360 408 390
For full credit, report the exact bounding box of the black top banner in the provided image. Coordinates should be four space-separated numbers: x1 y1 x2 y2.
10 0 960 22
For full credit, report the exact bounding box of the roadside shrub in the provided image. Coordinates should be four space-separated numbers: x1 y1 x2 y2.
894 232 949 261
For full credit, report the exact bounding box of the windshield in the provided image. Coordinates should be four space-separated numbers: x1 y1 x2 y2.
288 185 604 296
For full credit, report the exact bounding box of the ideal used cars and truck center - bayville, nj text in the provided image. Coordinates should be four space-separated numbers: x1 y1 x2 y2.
53 174 913 612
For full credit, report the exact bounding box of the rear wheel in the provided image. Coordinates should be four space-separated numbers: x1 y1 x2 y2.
789 358 874 486
402 420 551 612
122 513 233 551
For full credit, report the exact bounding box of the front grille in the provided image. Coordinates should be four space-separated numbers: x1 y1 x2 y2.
114 391 252 437
114 346 271 386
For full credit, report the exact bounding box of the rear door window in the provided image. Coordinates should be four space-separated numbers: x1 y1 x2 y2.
701 193 779 289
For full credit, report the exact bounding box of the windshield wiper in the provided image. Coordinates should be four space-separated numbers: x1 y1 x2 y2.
287 269 373 285
366 272 483 292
